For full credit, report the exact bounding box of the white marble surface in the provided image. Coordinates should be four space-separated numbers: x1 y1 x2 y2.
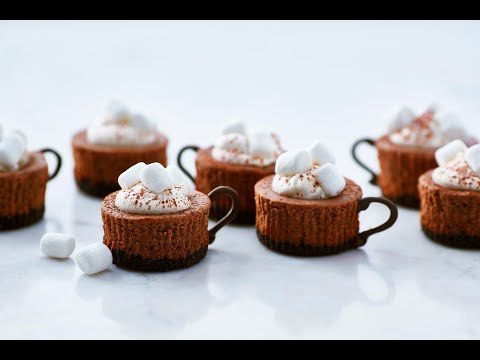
1 20 480 339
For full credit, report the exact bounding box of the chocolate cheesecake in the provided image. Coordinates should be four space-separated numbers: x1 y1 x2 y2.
255 175 364 255
72 130 168 197
102 190 210 271
195 147 275 224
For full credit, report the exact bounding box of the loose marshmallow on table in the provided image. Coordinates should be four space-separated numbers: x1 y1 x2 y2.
275 149 312 176
40 233 75 259
0 133 26 169
139 162 174 194
435 140 468 166
387 106 416 132
221 121 246 135
76 243 112 275
308 141 335 166
249 132 277 158
118 162 146 190
315 163 346 198
166 165 193 195
465 144 480 175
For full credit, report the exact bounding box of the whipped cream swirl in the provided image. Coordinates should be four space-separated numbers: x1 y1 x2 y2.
272 141 345 200
432 141 480 191
87 102 157 146
115 162 193 214
388 105 470 148
211 121 282 167
115 183 191 214
0 126 31 172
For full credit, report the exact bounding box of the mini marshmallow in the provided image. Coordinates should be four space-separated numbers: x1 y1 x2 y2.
40 233 75 259
130 114 157 131
214 133 248 153
438 114 468 140
387 106 416 132
139 162 174 194
308 141 335 166
166 165 193 195
315 163 346 197
11 130 27 146
0 133 26 169
435 140 467 166
105 102 131 124
118 162 146 190
465 144 480 175
221 121 246 135
76 243 112 275
249 132 276 158
275 150 313 176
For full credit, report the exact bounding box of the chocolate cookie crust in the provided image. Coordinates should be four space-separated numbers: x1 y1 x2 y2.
72 130 168 198
419 170 480 248
195 147 275 225
0 152 49 229
102 190 211 271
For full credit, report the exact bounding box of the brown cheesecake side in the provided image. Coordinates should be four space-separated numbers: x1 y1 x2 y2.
195 147 275 224
72 130 168 198
255 175 363 256
376 135 437 208
102 190 210 271
419 170 480 248
0 152 49 230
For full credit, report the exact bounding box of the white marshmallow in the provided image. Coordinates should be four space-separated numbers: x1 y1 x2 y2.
139 162 174 194
10 130 27 146
435 140 468 166
76 243 112 275
130 114 157 131
166 165 193 195
387 106 416 132
40 233 75 259
425 102 439 114
275 150 313 176
315 163 346 197
438 114 468 140
465 144 480 175
118 162 146 190
214 133 248 153
104 102 131 124
0 133 26 169
221 121 246 135
248 132 276 158
308 141 335 166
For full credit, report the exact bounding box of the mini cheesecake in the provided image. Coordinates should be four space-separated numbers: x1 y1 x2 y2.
376 135 437 208
0 152 49 230
102 190 210 271
255 175 363 255
72 130 168 197
420 169 480 248
195 146 274 224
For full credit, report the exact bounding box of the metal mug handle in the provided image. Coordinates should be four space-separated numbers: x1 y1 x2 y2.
207 186 240 244
40 148 62 181
355 197 398 247
351 138 378 185
177 145 200 183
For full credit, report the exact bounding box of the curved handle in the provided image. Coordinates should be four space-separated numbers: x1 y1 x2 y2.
351 138 378 185
177 145 200 183
207 186 240 244
40 148 62 181
356 197 398 247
